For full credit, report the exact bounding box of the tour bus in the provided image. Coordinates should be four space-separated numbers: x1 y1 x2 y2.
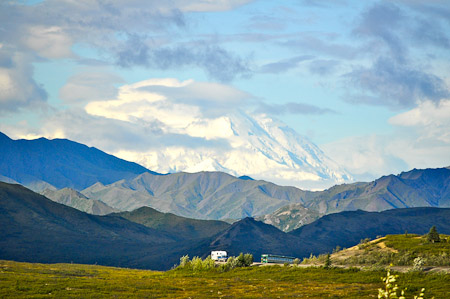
211 251 228 262
261 254 295 264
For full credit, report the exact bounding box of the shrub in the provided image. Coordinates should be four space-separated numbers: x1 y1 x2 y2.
179 255 190 269
412 257 425 272
202 256 215 270
191 256 204 271
378 268 428 299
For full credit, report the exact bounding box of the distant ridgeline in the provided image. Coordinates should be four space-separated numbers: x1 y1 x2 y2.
1 132 450 223
1 181 450 270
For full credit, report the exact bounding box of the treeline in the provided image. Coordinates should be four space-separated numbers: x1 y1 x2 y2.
176 253 253 272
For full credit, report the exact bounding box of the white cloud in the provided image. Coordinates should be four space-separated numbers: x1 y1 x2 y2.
23 26 73 59
166 0 253 12
323 100 450 181
6 77 349 190
85 78 200 129
0 52 47 113
389 100 450 143
59 71 124 104
84 78 252 129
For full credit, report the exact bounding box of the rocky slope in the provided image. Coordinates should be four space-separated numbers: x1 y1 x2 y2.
41 188 118 215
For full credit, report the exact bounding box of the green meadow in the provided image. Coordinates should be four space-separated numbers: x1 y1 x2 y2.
1 260 450 298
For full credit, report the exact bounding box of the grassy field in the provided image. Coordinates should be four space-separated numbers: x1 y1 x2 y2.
1 260 450 298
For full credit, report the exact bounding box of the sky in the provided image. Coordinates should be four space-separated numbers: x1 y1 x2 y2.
1 0 450 183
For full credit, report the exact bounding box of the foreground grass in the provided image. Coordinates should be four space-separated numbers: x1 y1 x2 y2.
1 260 449 298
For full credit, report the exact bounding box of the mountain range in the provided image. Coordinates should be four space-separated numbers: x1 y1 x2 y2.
1 181 449 270
1 131 449 225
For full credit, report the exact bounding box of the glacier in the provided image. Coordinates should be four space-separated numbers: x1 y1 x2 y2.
114 111 352 190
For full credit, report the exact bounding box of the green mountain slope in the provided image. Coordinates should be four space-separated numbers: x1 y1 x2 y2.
289 208 450 254
113 206 230 240
0 182 181 269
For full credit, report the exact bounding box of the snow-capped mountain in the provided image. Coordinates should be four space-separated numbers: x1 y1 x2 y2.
115 111 352 190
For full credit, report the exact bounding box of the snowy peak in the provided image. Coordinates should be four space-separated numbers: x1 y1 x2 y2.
116 111 352 190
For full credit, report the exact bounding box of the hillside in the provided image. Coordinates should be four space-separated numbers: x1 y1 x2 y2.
258 167 450 231
113 206 230 240
0 182 182 269
207 217 311 258
289 208 450 254
256 203 322 232
0 132 156 190
303 168 450 214
331 234 450 267
41 188 118 215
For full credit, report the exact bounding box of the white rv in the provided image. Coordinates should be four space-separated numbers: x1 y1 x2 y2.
211 251 227 261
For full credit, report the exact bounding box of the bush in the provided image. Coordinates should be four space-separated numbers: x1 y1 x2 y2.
179 255 190 268
191 256 204 271
412 257 425 272
177 253 253 272
378 268 428 299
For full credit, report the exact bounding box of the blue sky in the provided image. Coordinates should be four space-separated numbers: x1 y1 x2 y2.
1 0 450 182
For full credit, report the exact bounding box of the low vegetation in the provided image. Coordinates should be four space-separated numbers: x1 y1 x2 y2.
176 253 253 272
329 232 450 268
1 259 449 298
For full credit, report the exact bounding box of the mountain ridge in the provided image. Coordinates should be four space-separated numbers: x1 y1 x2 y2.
0 132 158 190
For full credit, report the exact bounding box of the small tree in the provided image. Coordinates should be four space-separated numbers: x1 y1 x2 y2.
324 253 331 269
427 226 440 243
